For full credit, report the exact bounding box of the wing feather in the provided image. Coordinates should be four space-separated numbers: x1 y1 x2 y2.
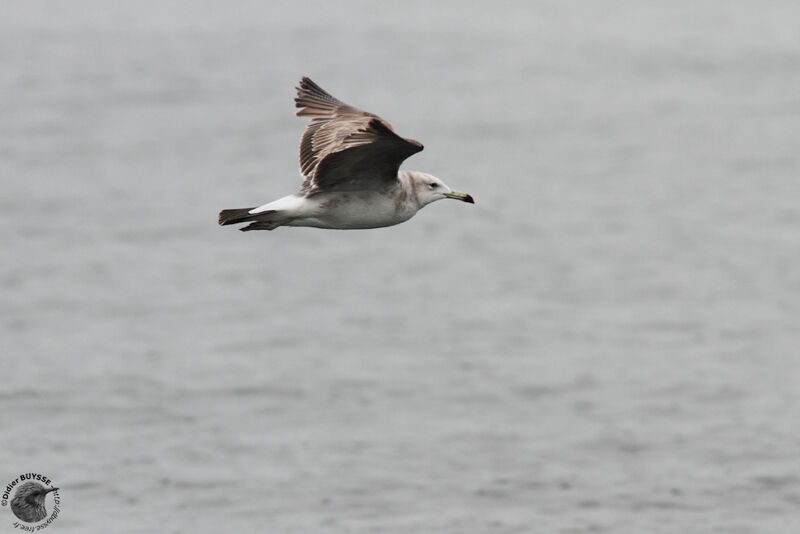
294 77 423 193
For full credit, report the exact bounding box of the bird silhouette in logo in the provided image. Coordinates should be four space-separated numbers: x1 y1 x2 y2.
10 482 58 523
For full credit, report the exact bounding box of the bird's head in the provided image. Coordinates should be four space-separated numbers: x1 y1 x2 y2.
410 172 474 207
11 482 57 520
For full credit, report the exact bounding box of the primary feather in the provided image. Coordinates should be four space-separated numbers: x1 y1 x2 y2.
294 77 423 192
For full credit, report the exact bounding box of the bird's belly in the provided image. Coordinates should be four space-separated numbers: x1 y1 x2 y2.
291 192 415 229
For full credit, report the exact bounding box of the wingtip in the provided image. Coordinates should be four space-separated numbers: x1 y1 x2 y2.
294 77 308 97
296 76 321 96
294 77 342 117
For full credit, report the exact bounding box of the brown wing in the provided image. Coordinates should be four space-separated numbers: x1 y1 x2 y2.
294 77 423 193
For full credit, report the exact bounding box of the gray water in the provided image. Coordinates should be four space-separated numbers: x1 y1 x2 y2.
2 1 799 532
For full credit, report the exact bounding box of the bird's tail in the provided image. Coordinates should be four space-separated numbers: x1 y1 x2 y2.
218 207 258 226
218 208 289 231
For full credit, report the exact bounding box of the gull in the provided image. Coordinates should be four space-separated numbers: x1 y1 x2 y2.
218 77 474 231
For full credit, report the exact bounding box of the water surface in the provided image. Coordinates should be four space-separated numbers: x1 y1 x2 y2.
2 2 799 532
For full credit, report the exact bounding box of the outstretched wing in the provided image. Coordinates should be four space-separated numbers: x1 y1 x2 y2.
294 77 423 193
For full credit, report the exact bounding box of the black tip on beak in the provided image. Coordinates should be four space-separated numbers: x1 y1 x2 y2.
445 191 475 204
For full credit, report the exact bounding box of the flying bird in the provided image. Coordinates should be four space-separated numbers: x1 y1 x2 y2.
10 482 57 523
219 77 474 231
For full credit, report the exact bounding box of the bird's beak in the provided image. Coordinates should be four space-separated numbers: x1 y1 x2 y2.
45 487 58 494
445 191 475 204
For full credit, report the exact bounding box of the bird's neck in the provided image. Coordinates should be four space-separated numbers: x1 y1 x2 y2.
397 170 423 209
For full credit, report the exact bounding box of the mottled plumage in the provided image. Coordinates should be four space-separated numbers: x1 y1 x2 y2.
294 77 423 192
219 77 473 231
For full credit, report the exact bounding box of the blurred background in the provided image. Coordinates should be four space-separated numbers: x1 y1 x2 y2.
1 1 799 532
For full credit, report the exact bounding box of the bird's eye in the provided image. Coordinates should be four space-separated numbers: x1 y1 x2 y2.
429 182 437 189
